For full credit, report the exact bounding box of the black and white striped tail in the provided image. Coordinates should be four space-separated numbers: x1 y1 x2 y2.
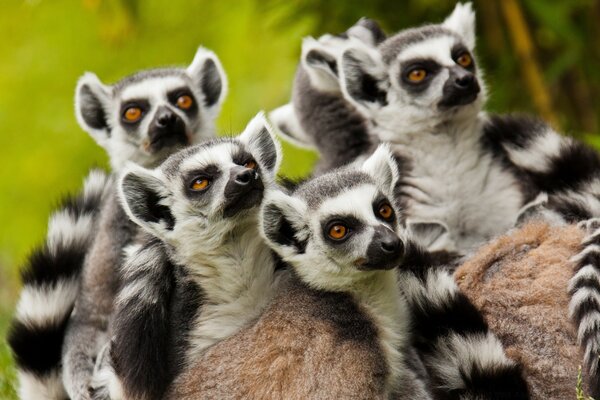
569 218 600 398
7 169 110 400
400 244 530 399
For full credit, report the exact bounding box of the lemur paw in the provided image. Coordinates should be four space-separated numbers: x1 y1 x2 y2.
577 217 600 236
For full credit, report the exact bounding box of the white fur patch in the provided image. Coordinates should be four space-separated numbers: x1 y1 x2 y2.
18 370 67 400
505 129 563 173
16 280 79 326
47 211 94 256
427 332 514 391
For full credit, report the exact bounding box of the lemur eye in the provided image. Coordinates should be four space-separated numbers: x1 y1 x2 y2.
328 224 348 240
457 53 473 68
123 107 143 123
176 95 193 110
379 204 394 220
190 178 210 191
407 69 427 83
244 160 257 170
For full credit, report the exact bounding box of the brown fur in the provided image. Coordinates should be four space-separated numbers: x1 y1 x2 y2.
167 272 406 400
455 222 587 399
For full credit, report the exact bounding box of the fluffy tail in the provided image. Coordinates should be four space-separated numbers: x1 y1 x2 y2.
7 169 110 400
400 244 530 399
569 218 600 398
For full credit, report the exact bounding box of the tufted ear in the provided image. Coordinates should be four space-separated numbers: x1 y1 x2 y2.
442 2 476 50
187 47 228 118
339 44 388 112
347 17 386 46
118 163 174 239
260 190 309 258
361 144 399 196
238 112 282 181
75 72 111 146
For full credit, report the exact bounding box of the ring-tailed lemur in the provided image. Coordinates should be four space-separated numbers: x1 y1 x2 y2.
58 47 229 400
166 145 529 399
269 18 385 174
7 170 110 400
89 113 284 400
329 4 600 391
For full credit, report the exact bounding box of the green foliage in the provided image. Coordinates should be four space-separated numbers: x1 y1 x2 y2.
576 366 595 400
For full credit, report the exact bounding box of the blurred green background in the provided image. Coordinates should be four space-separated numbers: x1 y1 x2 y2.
0 0 598 396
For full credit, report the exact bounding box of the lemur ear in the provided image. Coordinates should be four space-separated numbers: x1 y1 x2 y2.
361 144 399 195
269 104 314 150
238 112 282 180
339 44 388 111
118 164 175 239
260 190 309 257
347 17 386 46
302 37 341 92
187 47 228 117
442 2 476 50
75 72 111 146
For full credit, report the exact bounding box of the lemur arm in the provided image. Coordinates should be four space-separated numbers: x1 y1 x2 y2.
399 243 530 399
107 238 176 400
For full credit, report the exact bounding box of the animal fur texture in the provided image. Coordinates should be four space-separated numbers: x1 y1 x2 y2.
60 46 228 400
7 170 111 400
454 221 591 399
166 145 529 400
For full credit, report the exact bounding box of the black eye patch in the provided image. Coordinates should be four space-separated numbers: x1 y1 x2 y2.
183 165 221 198
373 195 396 225
451 44 476 71
321 215 362 245
232 149 257 169
167 87 199 117
399 59 441 94
119 98 150 130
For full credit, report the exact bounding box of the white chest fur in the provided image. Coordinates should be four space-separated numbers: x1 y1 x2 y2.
390 119 525 254
183 229 279 361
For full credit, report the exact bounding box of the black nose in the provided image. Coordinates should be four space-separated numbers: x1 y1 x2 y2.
156 110 178 128
235 169 255 185
381 236 401 254
455 74 475 89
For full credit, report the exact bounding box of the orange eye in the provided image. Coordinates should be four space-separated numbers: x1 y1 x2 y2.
176 95 193 110
191 178 210 191
407 69 427 82
457 53 473 68
244 160 257 170
328 224 348 240
379 204 393 220
124 107 142 122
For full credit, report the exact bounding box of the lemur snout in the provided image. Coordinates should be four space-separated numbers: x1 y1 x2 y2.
438 67 480 109
147 106 188 151
223 166 264 218
361 226 404 270
235 169 255 185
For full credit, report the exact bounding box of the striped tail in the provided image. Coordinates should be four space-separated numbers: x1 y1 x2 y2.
400 243 530 399
7 169 110 400
569 218 600 398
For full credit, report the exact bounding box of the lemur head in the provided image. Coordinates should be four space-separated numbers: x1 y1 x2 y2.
301 18 386 93
261 145 405 291
270 18 385 147
118 112 281 262
339 3 486 139
75 47 228 171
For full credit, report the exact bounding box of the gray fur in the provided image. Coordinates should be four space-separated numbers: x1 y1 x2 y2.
62 47 228 400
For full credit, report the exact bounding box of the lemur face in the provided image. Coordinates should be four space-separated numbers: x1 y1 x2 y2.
75 47 228 170
261 145 405 291
339 3 486 137
118 113 281 254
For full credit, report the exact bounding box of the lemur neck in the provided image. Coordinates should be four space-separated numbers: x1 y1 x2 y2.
185 219 276 305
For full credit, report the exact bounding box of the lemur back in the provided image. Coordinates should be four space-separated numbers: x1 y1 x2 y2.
57 47 229 400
